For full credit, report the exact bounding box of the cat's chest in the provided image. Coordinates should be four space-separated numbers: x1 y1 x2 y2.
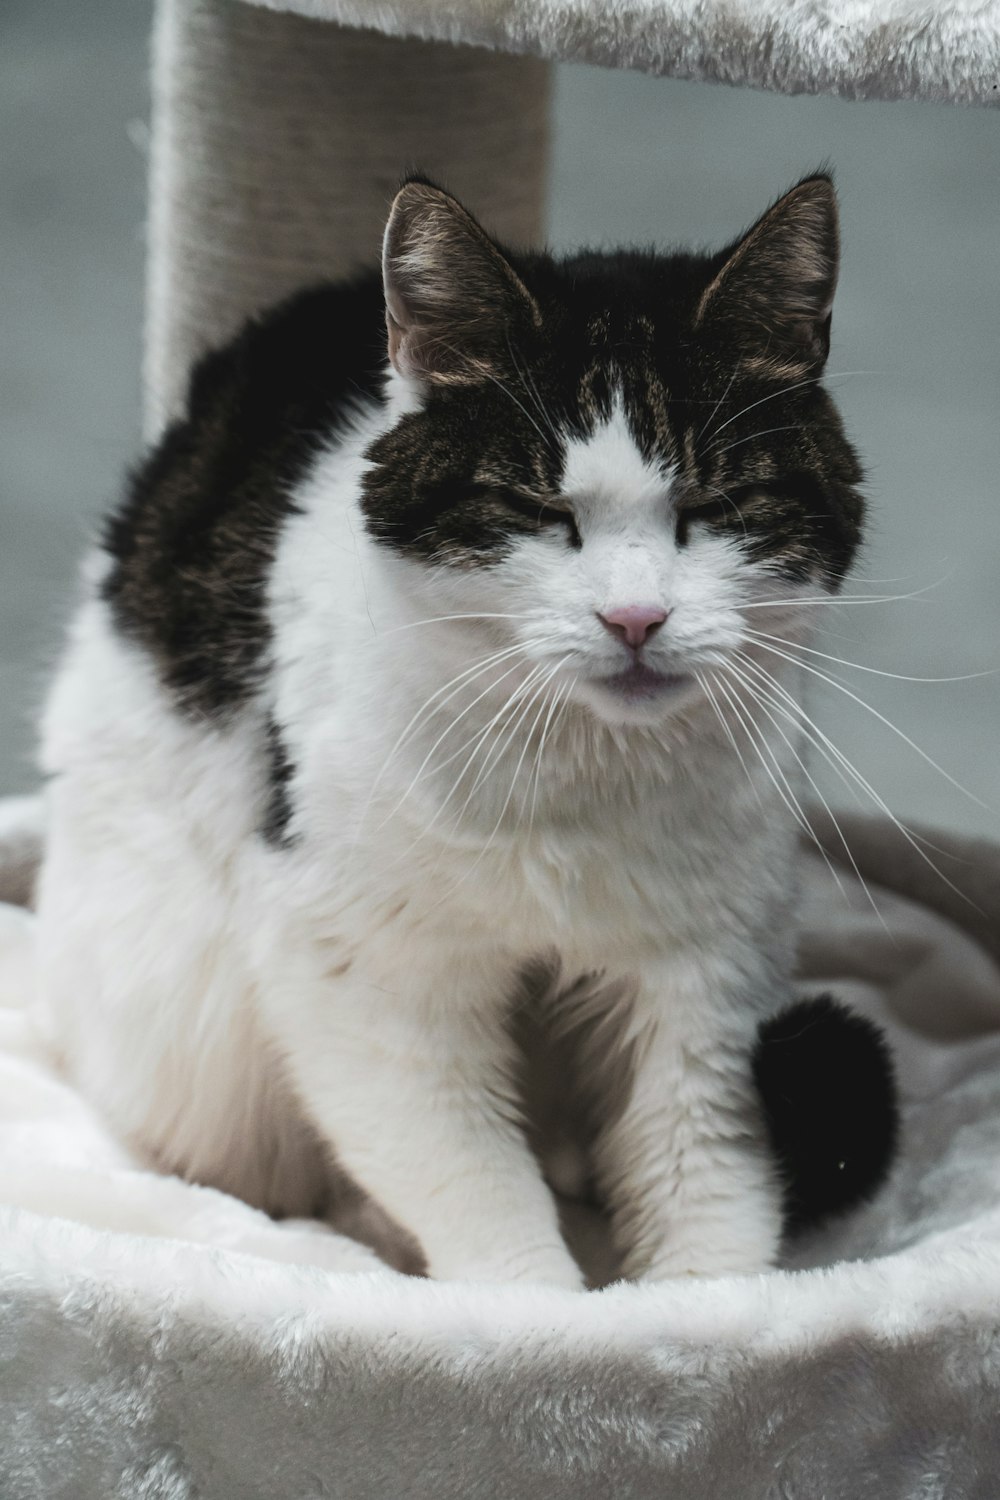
291 668 798 960
376 779 783 962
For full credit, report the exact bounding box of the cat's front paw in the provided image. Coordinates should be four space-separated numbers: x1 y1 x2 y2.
626 1209 781 1282
429 1240 585 1289
636 1231 778 1281
639 1252 774 1282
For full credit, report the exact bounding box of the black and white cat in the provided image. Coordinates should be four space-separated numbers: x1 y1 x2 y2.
35 175 865 1287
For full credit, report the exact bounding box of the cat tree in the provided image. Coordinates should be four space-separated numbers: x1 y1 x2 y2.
145 0 999 432
2 2 1000 1494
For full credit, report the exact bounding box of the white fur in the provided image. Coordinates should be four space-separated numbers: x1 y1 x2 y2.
36 379 822 1285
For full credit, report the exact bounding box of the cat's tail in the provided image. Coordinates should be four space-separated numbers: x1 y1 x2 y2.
0 795 44 909
753 994 899 1235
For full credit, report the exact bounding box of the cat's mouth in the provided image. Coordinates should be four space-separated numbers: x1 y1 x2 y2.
595 662 692 703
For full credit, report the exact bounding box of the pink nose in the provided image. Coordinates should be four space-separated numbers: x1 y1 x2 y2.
597 604 669 649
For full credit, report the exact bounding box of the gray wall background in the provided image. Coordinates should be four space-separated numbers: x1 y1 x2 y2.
3 0 998 847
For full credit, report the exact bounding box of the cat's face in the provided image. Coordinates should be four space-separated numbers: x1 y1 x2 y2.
362 178 864 728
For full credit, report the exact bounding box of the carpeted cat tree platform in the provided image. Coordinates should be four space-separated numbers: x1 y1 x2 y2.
5 1 1000 1494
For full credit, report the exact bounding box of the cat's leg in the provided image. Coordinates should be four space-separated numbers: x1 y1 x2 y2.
267 947 583 1288
594 951 783 1281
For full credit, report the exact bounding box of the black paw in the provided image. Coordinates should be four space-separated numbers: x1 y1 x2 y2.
752 995 899 1235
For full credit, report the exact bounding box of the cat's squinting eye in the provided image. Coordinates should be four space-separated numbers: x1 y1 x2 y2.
498 492 581 547
676 486 758 543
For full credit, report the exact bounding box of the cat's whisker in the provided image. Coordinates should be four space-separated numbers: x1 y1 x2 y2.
413 676 542 791
432 661 555 819
745 635 996 815
379 663 554 874
695 670 765 814
733 651 860 801
739 580 946 610
834 569 954 588
353 648 547 861
431 328 558 455
445 660 570 894
740 658 974 867
702 370 875 447
391 638 536 736
376 613 538 636
455 348 557 456
371 648 557 835
728 691 859 919
424 660 557 808
404 666 553 883
743 628 999 685
732 651 895 924
706 671 876 941
707 424 801 459
709 670 828 859
736 652 910 824
696 367 739 443
457 660 562 817
527 678 570 833
726 655 881 924
356 637 547 835
733 651 985 915
342 504 379 637
703 483 751 541
506 336 565 447
545 675 577 775
718 665 874 923
512 668 572 837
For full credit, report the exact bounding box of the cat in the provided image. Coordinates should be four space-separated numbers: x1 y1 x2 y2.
34 172 864 1287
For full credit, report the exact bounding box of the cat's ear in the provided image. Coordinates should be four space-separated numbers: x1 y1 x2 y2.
382 180 539 384
696 176 839 374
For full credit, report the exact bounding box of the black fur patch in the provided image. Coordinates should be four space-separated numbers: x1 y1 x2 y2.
361 248 864 582
260 718 297 846
102 273 387 718
753 994 899 1235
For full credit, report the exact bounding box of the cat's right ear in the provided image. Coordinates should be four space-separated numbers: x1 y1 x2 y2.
382 180 540 385
695 175 839 376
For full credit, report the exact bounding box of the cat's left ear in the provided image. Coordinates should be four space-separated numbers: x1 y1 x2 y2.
382 179 540 385
696 175 839 373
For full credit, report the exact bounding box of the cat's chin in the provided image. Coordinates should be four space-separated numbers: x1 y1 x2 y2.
578 665 698 727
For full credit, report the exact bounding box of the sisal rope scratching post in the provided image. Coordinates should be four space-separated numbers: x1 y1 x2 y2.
145 0 552 435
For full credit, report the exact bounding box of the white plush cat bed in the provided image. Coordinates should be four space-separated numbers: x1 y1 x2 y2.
3 798 1000 1495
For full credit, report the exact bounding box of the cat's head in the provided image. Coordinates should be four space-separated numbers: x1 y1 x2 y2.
361 176 864 728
